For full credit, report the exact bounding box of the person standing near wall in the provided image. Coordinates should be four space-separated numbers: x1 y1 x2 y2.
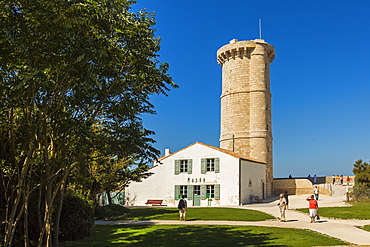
277 194 287 222
314 186 319 200
306 195 318 223
283 191 289 209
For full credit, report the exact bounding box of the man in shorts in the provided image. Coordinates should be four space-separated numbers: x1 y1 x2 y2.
307 195 318 223
178 195 187 221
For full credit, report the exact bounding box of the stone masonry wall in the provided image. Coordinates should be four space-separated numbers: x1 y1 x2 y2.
274 179 331 196
217 39 275 196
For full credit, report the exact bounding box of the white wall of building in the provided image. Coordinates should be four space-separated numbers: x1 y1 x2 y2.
240 160 266 204
125 142 265 207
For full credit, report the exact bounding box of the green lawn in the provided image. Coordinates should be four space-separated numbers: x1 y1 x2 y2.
295 202 370 220
61 207 350 246
360 225 370 232
61 224 348 247
120 207 275 221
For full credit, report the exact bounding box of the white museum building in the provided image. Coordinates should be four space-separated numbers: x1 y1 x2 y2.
125 142 266 207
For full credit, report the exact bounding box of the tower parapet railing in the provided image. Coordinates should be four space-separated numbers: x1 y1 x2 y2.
217 39 274 65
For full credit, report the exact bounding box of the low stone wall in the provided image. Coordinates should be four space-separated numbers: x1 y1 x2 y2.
273 178 331 196
324 176 355 186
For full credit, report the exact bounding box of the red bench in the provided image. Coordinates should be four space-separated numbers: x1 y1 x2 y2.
254 196 263 202
145 199 165 206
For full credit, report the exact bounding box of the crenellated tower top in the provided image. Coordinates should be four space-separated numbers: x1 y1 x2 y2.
217 39 275 66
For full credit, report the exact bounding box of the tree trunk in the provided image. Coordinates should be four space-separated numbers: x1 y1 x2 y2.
53 190 63 247
38 176 54 247
3 143 34 247
4 193 26 247
23 190 30 247
53 169 70 247
106 190 112 205
37 187 43 234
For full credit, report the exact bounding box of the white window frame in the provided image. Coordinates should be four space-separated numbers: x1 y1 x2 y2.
180 160 188 173
206 158 215 172
179 185 188 198
206 185 215 198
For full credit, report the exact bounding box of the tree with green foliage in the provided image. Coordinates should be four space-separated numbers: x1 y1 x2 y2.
0 0 176 246
353 159 370 183
352 159 370 201
74 150 154 206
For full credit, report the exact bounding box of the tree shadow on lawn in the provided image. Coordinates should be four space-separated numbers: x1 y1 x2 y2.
109 225 283 246
126 207 275 221
126 208 178 220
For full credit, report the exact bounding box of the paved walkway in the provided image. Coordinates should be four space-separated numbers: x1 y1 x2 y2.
239 194 370 246
96 193 370 246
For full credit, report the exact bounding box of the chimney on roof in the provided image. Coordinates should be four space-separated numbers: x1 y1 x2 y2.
165 149 171 156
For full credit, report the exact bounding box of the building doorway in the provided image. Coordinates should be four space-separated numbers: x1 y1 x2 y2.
193 185 201 206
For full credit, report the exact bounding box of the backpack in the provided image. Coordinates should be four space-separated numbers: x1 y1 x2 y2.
178 199 185 210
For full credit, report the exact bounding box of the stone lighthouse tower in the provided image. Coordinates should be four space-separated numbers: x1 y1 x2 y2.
217 39 275 197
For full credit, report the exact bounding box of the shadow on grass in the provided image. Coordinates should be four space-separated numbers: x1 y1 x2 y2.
62 224 348 247
126 208 178 220
109 225 282 246
124 207 275 222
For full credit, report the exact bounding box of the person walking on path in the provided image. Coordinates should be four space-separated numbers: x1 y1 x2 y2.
277 194 287 222
283 191 289 209
314 186 319 200
178 195 187 221
307 195 318 223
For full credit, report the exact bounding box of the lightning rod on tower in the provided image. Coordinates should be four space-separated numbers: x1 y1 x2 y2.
259 19 262 39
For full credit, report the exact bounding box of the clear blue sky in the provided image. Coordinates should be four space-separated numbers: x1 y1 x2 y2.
132 1 370 178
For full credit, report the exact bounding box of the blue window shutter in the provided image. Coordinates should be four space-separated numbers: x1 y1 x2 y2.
174 160 180 175
215 158 220 173
201 158 206 174
215 184 220 200
174 185 179 199
201 185 206 200
187 185 193 200
188 159 192 174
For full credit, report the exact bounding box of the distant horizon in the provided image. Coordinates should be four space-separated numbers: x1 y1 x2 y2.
133 1 370 178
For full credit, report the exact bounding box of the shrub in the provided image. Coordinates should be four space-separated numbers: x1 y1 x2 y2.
58 193 94 241
95 204 130 220
353 183 370 202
